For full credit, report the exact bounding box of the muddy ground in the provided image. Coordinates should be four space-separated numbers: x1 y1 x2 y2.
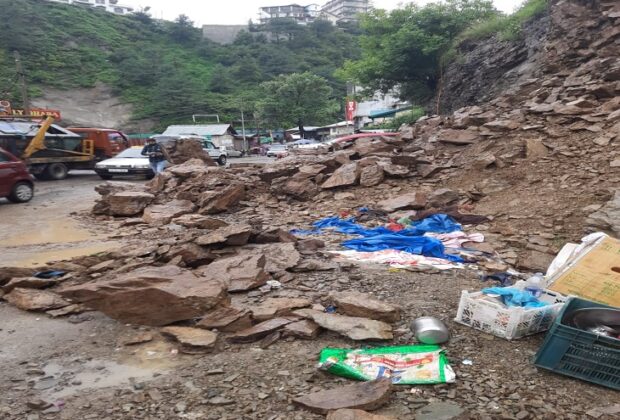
1 172 618 420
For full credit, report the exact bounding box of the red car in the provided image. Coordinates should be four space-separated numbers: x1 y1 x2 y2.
0 147 35 203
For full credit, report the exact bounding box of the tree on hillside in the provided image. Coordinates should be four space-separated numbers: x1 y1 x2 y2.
258 72 338 137
339 0 498 101
170 14 199 44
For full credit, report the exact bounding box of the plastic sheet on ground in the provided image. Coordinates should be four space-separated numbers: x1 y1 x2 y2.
318 345 456 385
330 250 462 271
425 231 485 249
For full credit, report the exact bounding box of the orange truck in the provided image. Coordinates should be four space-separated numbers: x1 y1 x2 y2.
67 127 144 159
0 117 139 180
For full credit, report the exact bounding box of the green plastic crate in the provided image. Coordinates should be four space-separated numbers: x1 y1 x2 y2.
534 298 620 390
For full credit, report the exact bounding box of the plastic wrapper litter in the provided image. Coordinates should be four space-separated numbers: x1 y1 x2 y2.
318 345 455 385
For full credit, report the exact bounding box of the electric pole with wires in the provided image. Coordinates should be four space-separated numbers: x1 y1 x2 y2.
14 51 30 114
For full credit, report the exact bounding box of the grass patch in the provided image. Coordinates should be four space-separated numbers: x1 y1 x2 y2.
455 0 548 43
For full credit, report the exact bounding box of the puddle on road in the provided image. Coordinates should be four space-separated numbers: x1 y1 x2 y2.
0 219 100 247
41 341 180 399
0 242 121 267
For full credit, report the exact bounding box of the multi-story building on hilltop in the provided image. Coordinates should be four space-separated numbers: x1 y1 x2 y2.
46 0 134 15
259 0 370 25
321 0 370 23
258 4 321 25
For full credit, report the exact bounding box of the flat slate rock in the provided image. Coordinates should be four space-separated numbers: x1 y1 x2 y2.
252 298 312 322
4 288 70 312
327 409 395 420
161 326 218 354
328 291 401 323
228 317 298 343
294 379 393 415
293 309 393 341
197 306 253 332
283 319 321 339
415 402 464 420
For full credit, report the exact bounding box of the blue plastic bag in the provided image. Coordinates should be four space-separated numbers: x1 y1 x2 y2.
482 287 548 308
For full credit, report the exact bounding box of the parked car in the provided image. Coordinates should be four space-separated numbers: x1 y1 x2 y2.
94 146 160 180
221 146 243 158
0 147 34 203
266 144 288 158
203 140 228 165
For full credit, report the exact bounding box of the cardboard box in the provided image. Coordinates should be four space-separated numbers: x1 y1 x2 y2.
548 236 620 308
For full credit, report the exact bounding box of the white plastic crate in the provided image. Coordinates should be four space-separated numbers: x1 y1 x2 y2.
454 281 568 340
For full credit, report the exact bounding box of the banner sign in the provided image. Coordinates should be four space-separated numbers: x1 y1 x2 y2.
0 101 61 119
345 100 357 122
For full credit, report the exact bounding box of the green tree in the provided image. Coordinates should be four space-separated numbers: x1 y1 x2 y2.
340 0 498 101
258 72 338 136
208 64 234 94
169 14 199 45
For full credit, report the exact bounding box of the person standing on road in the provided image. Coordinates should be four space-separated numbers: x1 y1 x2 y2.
141 138 166 174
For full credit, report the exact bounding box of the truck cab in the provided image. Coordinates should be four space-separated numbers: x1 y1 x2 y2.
68 127 131 160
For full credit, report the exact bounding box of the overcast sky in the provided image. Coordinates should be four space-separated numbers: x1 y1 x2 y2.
122 0 523 25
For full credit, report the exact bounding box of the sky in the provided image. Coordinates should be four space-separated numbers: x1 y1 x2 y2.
122 0 524 26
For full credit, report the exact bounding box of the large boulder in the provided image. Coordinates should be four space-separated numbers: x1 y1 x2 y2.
196 253 269 292
359 165 385 187
142 200 196 225
107 191 155 216
198 184 246 214
160 137 216 165
321 163 361 189
195 224 253 247
3 288 70 311
273 175 319 200
58 266 229 326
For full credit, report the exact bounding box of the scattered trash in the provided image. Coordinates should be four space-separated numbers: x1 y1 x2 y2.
462 359 473 365
318 345 455 385
411 317 450 345
480 271 513 287
331 250 462 271
33 270 66 279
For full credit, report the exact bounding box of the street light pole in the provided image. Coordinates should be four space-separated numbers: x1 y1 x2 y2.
241 110 247 152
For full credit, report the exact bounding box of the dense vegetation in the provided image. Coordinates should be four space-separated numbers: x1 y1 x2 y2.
0 0 549 131
340 0 548 103
0 0 360 130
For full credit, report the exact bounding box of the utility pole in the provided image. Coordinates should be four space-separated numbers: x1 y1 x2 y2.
241 110 247 152
14 51 30 114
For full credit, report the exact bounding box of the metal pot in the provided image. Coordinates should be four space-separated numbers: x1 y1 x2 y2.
412 316 450 345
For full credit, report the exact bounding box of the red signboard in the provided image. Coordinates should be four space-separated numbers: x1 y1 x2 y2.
0 101 61 119
9 108 62 119
345 100 357 122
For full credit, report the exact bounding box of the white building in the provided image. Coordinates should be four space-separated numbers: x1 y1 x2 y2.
321 0 370 23
46 0 134 15
259 4 321 25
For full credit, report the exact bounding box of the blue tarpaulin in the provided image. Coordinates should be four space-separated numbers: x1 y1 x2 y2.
292 213 464 262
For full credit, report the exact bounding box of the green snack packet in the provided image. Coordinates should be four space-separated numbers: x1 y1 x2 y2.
318 345 455 385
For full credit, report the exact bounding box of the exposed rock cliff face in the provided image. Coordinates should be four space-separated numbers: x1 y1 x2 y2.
438 11 551 114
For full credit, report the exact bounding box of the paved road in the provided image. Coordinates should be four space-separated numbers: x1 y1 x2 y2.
0 170 136 267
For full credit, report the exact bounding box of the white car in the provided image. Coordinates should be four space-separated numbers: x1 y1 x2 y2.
221 146 243 158
203 140 228 165
266 144 288 158
94 146 161 180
